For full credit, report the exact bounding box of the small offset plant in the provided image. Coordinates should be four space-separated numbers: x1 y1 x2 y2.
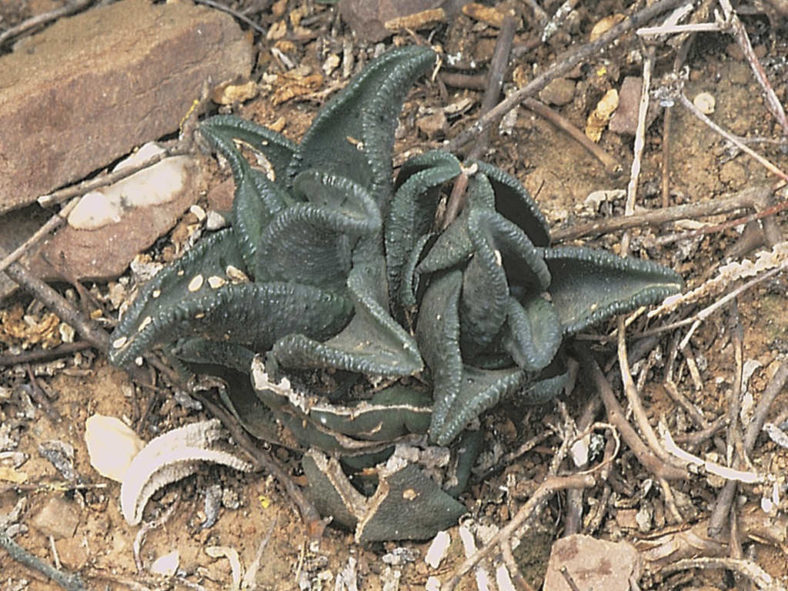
109 46 682 542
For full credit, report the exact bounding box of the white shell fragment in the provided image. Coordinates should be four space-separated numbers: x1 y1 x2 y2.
693 92 715 114
85 414 144 482
425 530 451 568
150 550 180 576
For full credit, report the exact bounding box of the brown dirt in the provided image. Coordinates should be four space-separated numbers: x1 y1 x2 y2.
1 1 787 590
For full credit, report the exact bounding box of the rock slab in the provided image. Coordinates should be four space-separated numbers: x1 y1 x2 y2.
0 0 252 213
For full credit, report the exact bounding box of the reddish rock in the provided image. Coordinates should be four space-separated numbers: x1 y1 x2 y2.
543 534 641 591
0 0 253 213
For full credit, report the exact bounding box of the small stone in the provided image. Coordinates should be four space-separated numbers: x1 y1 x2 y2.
543 535 641 591
31 497 80 539
693 92 715 114
538 78 576 106
416 110 447 139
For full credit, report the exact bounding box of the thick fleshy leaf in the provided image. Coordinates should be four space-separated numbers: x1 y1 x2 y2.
109 229 246 366
461 209 551 355
543 246 683 335
433 365 526 446
199 114 297 183
308 385 432 441
416 271 463 439
398 232 433 312
471 160 550 246
416 173 496 275
110 279 352 367
201 117 296 271
254 172 381 289
272 258 423 376
386 151 461 303
289 46 436 205
233 165 294 273
515 370 569 405
417 271 528 445
501 296 562 372
355 462 466 542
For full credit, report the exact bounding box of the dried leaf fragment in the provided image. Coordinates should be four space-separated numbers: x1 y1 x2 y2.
585 88 619 142
120 419 254 525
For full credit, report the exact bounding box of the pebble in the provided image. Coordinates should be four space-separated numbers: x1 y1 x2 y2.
538 77 576 106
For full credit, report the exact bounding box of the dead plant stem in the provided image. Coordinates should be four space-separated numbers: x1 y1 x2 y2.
552 184 774 242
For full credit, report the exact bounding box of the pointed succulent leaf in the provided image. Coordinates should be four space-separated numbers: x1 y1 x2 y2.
515 370 569 405
416 271 528 445
470 160 550 246
416 270 464 440
394 150 461 190
460 208 551 355
398 232 433 311
109 229 246 366
432 365 526 446
172 337 255 375
289 46 436 205
199 114 297 184
543 246 683 335
254 172 381 289
233 164 295 272
386 152 461 303
501 296 562 372
416 173 496 275
111 279 352 367
272 258 423 376
355 463 466 543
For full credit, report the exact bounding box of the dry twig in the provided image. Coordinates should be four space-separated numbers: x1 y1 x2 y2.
0 0 93 47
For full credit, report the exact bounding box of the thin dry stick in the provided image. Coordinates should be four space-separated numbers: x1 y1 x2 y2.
718 0 788 136
522 98 623 176
615 44 685 482
0 199 78 275
659 557 786 591
193 0 267 35
725 301 745 468
0 341 92 367
678 93 788 182
2 260 110 352
552 184 774 242
708 360 788 537
447 0 692 151
659 0 716 207
0 0 93 46
653 197 787 249
579 348 688 480
467 13 517 160
37 144 191 208
0 529 86 591
441 473 597 591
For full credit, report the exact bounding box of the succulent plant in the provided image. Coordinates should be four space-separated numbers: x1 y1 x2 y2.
109 46 682 541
